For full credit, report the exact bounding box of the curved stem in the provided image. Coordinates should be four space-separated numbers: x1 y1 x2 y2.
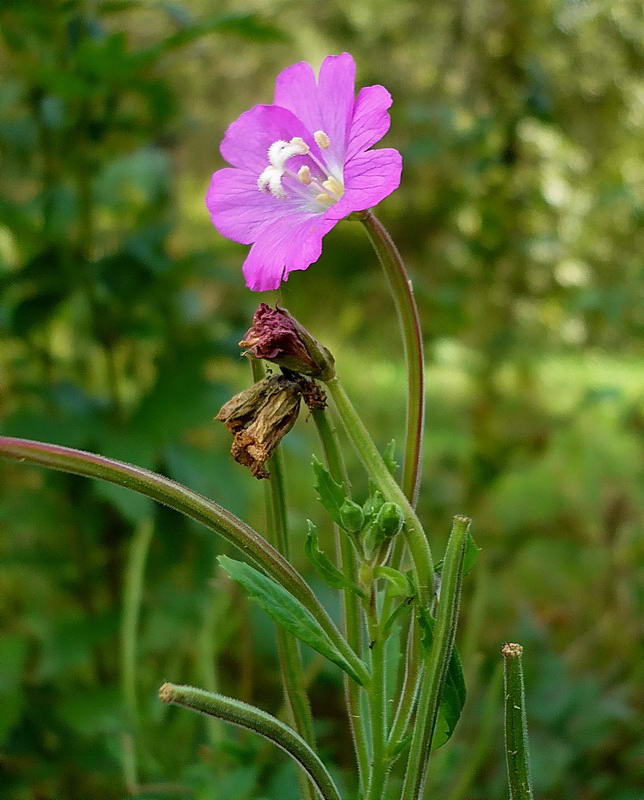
312 408 370 789
0 436 367 686
359 210 425 508
323 379 434 606
400 516 470 800
159 683 342 800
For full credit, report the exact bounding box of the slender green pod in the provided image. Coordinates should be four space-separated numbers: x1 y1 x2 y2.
159 683 343 800
502 643 534 800
401 515 470 800
0 436 367 686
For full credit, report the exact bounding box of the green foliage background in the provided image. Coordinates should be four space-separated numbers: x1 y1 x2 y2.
0 1 642 798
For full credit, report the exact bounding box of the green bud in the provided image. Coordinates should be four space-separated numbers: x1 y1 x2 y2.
363 489 385 519
339 499 364 533
375 502 404 539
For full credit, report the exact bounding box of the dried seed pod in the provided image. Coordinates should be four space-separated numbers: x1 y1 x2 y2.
216 375 302 479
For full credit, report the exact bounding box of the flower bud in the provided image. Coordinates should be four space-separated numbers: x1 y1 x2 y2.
240 304 335 381
215 375 301 479
375 501 404 539
339 499 365 533
363 489 385 519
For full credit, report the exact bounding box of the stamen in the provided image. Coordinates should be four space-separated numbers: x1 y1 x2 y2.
315 192 335 206
297 165 312 185
314 130 331 149
289 137 310 153
322 177 343 198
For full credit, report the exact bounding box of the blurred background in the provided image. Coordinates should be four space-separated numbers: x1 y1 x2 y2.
1 1 642 798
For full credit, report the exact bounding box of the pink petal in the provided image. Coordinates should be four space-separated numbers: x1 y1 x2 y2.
219 105 313 173
316 54 356 165
206 167 298 245
274 53 356 168
346 85 393 162
274 61 321 133
242 214 338 292
327 148 402 219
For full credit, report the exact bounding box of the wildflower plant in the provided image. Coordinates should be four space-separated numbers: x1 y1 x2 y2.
0 54 535 800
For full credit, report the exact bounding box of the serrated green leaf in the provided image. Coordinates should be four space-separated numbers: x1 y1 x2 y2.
218 556 366 685
312 455 347 527
417 611 466 749
383 439 399 476
434 530 480 576
305 521 365 597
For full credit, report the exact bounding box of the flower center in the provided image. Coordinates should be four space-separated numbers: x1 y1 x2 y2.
257 131 344 209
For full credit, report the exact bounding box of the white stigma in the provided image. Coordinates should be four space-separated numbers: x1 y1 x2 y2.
313 130 331 149
258 138 310 198
297 165 312 185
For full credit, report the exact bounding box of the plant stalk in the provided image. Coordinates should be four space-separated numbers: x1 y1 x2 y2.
0 436 368 686
502 643 534 800
359 210 425 508
159 683 342 800
312 407 370 788
400 516 470 800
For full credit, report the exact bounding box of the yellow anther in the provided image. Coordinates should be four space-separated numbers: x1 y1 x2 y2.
314 130 331 149
322 177 343 197
297 165 312 185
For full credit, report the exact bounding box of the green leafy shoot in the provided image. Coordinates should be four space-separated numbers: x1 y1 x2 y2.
218 556 367 685
305 521 365 598
312 455 348 528
383 439 399 477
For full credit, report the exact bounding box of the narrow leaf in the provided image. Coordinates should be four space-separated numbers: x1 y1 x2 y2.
218 556 367 685
305 521 364 597
375 566 413 598
434 529 480 576
383 439 399 477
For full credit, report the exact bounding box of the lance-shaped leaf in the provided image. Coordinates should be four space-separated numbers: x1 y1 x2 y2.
218 556 368 686
434 529 480 577
305 521 364 597
159 683 341 800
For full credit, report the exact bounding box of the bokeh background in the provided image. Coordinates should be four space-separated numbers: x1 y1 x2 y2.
1 1 642 799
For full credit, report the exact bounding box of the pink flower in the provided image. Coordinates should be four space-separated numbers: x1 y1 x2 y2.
206 53 402 291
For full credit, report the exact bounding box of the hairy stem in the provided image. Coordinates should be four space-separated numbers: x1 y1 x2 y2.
359 210 425 508
312 407 370 789
502 643 534 800
120 518 153 786
324 378 434 606
251 360 316 768
0 436 367 686
401 516 470 800
364 590 389 800
159 683 342 800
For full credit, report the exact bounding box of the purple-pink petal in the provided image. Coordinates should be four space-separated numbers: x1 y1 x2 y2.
346 85 393 162
219 104 314 173
206 168 294 245
242 214 337 292
329 148 402 219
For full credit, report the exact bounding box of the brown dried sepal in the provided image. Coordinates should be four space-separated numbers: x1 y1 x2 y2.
216 375 302 479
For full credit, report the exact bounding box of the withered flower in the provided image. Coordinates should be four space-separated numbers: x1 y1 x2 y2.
239 304 335 381
216 375 302 479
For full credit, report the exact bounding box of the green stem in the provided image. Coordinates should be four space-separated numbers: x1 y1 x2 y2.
502 643 534 800
324 378 434 606
400 516 470 800
311 408 369 788
446 663 503 800
359 210 425 508
159 683 343 800
364 591 389 800
251 360 316 769
120 518 153 787
0 436 367 687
